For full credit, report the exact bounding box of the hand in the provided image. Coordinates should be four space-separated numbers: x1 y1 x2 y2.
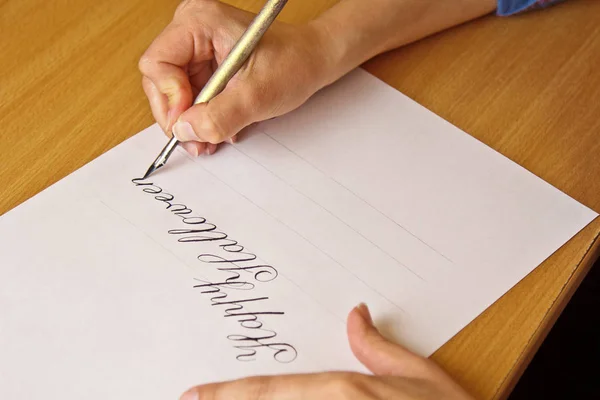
179 304 475 400
138 0 334 156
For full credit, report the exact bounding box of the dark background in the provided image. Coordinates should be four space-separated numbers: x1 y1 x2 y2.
509 258 599 399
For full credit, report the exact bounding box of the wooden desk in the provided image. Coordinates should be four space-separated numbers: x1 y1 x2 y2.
1 0 598 398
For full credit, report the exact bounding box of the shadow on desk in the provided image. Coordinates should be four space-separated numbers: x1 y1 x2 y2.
509 258 600 399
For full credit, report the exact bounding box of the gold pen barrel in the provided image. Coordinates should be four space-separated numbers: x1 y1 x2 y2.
194 0 288 105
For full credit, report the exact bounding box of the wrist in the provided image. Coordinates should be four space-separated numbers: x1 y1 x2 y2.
303 0 498 89
296 21 348 92
305 1 392 85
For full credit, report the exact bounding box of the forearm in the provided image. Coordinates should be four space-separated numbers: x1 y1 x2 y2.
309 0 497 85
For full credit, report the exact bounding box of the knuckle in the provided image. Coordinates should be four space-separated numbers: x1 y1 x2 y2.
137 55 153 75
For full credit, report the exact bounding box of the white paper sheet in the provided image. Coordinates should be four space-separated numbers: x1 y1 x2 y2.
0 69 596 398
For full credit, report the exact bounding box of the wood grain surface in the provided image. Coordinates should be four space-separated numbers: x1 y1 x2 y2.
1 0 598 398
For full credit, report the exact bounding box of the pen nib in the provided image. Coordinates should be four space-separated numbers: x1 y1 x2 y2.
142 163 161 180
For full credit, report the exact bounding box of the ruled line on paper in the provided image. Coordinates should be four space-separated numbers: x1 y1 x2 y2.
259 129 454 265
230 142 425 281
181 153 410 315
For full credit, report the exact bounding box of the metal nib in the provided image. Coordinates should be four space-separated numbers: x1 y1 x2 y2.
142 162 162 180
143 137 178 180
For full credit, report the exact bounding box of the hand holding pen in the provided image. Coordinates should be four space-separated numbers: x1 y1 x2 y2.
139 0 501 176
139 0 338 177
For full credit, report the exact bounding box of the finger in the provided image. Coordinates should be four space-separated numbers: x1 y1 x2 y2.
180 374 322 400
138 23 211 124
181 141 205 157
142 76 169 133
172 85 260 144
205 143 218 155
347 304 438 379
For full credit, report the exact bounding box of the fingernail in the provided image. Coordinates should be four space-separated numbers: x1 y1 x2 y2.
181 141 199 157
356 303 373 325
180 389 199 400
172 121 198 142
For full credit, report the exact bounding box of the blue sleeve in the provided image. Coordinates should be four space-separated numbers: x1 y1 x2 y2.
497 0 567 16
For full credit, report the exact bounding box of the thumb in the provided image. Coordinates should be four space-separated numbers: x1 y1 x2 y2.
172 85 258 145
347 304 441 380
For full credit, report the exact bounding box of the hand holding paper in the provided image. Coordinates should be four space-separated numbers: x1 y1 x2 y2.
180 304 474 400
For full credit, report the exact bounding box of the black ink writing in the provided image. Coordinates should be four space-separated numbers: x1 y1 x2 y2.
132 177 296 363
